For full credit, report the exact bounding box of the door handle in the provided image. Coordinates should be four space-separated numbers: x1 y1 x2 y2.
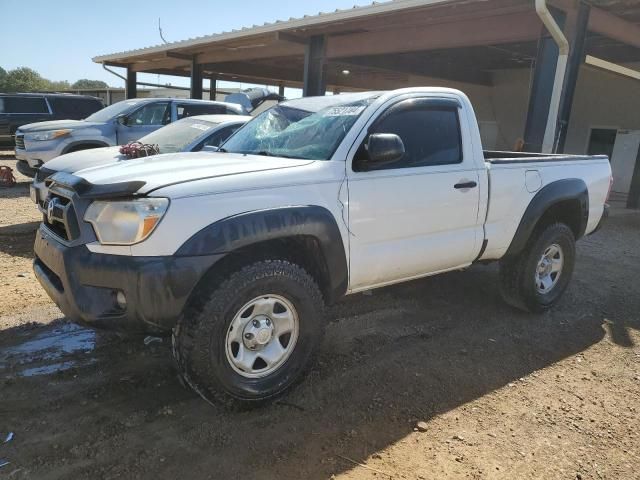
454 181 478 190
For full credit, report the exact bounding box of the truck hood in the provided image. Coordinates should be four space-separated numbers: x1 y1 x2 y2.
43 146 123 173
74 152 315 194
18 119 105 132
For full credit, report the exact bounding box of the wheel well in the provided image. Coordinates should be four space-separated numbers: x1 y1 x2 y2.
63 143 106 154
188 236 333 309
534 199 583 238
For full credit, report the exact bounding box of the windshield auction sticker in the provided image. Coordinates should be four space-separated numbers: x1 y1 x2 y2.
323 106 366 117
190 123 211 131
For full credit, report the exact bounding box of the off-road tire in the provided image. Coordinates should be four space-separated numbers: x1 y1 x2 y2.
499 223 576 313
173 260 325 407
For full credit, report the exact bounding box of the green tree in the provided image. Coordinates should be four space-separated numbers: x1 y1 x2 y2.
72 79 108 89
49 80 72 91
0 67 49 92
0 66 6 90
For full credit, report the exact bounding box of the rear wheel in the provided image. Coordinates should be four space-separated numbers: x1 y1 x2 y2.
173 260 325 406
499 223 575 312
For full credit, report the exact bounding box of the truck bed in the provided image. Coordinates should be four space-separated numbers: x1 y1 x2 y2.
484 150 608 164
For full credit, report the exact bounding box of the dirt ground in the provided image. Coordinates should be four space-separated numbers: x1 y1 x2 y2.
0 155 639 480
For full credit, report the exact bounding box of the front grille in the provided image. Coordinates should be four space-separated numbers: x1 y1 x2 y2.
43 193 80 242
15 134 25 150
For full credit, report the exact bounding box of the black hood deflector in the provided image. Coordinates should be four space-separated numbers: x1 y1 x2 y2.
47 172 146 199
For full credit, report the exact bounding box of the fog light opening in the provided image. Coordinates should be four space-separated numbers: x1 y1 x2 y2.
115 290 127 310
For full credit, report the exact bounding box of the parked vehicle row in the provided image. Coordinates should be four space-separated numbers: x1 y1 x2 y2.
0 93 103 146
30 114 251 209
15 97 247 177
30 87 611 406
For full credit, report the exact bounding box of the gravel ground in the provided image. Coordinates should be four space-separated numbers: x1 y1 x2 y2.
0 154 639 479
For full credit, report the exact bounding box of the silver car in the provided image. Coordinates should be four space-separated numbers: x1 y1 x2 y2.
31 114 251 210
16 98 247 176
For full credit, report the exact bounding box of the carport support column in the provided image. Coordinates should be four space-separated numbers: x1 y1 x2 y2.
627 148 640 209
523 8 566 152
557 2 591 153
125 68 137 99
303 35 326 97
210 75 218 100
190 59 203 100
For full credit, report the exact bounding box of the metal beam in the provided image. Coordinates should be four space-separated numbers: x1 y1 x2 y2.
628 146 640 209
303 35 326 97
275 32 307 45
190 59 203 99
585 55 640 81
589 7 640 50
325 10 542 59
340 56 492 86
523 8 566 153
165 51 194 61
557 2 590 153
278 83 285 97
130 58 190 72
302 35 327 97
125 68 137 99
196 42 304 64
210 75 218 100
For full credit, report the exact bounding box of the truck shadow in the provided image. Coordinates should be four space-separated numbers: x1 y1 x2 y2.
0 178 32 200
0 222 39 259
0 213 638 479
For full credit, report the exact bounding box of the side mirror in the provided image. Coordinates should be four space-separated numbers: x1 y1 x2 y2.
201 145 219 152
116 114 128 126
365 133 405 167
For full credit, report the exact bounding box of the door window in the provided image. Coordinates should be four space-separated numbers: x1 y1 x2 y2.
126 102 169 126
355 99 462 171
202 124 242 148
176 103 228 119
587 128 617 160
49 97 103 119
0 96 49 114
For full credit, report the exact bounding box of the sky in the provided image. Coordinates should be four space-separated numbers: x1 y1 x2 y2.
0 0 374 94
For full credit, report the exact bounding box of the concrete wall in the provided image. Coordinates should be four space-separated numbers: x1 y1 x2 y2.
446 64 640 157
563 64 640 154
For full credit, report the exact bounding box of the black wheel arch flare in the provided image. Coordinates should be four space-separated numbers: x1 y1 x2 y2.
175 205 349 303
505 178 589 257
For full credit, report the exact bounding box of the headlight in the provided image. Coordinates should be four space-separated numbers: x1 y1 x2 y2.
29 129 72 141
84 198 169 245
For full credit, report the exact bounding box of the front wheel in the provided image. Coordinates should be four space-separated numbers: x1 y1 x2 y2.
173 260 325 406
499 223 576 312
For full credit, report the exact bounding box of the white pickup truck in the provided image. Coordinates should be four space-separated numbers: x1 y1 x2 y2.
33 88 611 405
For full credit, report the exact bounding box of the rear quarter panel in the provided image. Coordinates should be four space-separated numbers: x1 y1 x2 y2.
481 158 611 260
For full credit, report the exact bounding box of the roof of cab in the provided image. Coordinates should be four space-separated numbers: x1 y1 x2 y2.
181 114 253 124
0 92 102 100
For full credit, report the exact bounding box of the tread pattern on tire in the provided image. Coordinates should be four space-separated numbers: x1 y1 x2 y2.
499 222 575 313
173 259 325 407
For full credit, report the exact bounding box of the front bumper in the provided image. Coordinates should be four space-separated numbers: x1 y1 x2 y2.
15 160 38 178
33 226 222 333
15 140 64 166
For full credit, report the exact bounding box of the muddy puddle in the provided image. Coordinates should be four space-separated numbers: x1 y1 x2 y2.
0 323 96 377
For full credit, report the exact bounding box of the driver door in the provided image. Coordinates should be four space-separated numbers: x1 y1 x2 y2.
117 101 170 144
347 95 483 291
